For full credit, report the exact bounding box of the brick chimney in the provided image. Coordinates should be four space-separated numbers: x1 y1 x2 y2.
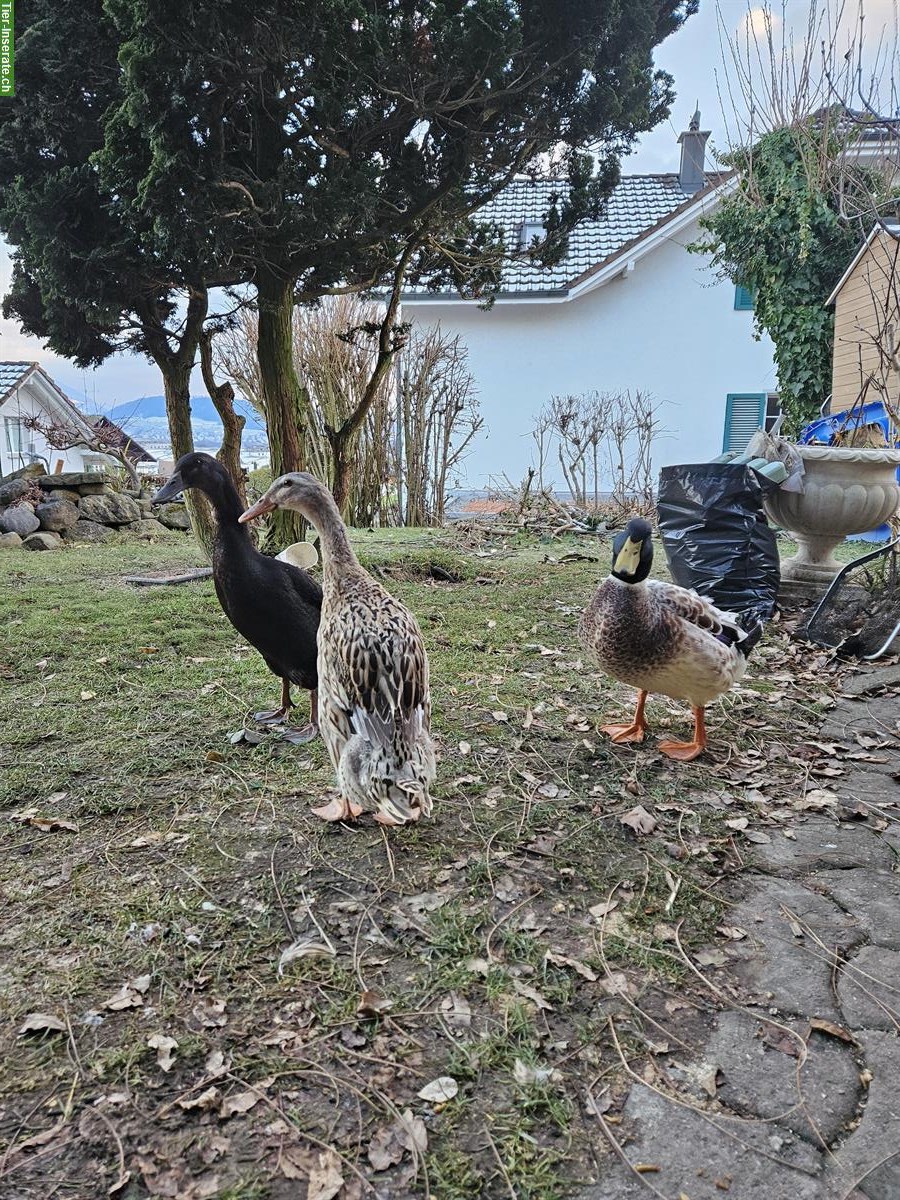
678 107 710 194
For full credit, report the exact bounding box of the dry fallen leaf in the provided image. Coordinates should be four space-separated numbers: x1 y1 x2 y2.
307 1148 345 1200
189 998 227 1030
440 993 472 1028
513 1058 560 1086
219 1090 261 1119
18 1012 66 1036
545 949 598 982
367 1109 428 1170
512 980 553 1010
104 975 151 1011
589 899 619 920
357 989 393 1018
417 1076 459 1104
621 805 656 835
809 1017 857 1045
177 1087 222 1112
10 808 78 834
147 1034 178 1072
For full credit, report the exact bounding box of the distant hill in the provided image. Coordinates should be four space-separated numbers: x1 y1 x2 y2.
95 395 268 451
105 395 265 431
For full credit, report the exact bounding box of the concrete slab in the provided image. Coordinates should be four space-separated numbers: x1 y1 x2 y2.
578 1083 825 1200
724 876 863 1021
749 817 894 875
705 1011 861 1146
825 1029 900 1200
809 868 900 952
836 945 900 1032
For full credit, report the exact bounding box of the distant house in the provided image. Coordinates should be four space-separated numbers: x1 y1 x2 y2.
401 118 780 488
87 414 154 466
827 221 900 413
0 361 120 477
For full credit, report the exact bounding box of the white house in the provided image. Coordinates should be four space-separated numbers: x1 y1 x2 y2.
402 121 779 490
0 361 120 477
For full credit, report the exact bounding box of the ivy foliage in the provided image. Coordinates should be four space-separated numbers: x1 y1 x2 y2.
693 122 876 433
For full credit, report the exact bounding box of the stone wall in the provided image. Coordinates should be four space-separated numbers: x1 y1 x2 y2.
0 467 191 552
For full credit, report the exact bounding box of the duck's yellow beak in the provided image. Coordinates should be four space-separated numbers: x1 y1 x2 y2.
239 497 276 524
613 536 643 576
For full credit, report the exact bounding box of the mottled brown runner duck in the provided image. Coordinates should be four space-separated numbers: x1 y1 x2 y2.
241 473 436 824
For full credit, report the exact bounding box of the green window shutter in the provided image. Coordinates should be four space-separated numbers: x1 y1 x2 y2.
723 393 767 452
734 284 755 310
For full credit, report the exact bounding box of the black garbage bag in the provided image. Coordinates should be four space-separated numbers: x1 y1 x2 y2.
656 464 780 635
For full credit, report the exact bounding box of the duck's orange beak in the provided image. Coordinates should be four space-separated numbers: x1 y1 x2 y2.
239 497 276 524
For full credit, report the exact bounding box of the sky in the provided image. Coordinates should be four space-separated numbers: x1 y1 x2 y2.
1 1 897 411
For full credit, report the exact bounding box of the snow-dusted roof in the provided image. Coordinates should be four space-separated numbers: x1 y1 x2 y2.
405 171 730 298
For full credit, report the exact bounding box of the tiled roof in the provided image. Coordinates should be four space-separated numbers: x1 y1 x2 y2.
406 172 729 297
0 361 36 404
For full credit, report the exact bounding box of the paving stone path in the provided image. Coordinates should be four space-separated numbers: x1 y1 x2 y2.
581 667 900 1200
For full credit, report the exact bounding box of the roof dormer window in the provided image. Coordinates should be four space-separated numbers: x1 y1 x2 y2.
518 221 546 249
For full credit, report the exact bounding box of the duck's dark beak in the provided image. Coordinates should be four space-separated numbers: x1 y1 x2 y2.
239 497 276 524
152 471 184 506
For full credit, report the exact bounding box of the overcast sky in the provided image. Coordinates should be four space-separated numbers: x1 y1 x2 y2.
1 1 897 410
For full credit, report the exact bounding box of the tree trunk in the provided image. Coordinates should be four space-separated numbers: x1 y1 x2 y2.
140 288 215 558
255 269 308 550
200 327 247 507
160 356 215 558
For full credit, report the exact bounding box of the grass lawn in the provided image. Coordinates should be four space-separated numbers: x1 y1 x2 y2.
0 527 840 1199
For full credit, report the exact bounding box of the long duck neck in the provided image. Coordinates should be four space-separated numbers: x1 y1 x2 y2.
309 490 359 577
201 474 251 551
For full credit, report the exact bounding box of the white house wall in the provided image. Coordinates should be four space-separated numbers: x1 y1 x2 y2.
0 380 98 476
404 218 777 491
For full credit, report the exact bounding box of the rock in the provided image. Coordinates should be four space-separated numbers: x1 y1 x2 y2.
32 471 106 489
0 478 31 507
47 488 81 506
0 505 40 537
35 500 80 532
0 531 23 549
156 503 192 531
64 519 113 543
77 482 109 496
704 1011 861 1146
23 531 63 551
126 518 173 540
836 946 900 1032
137 498 153 516
79 492 142 525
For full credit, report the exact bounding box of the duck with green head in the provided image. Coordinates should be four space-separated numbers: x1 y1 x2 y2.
579 517 759 761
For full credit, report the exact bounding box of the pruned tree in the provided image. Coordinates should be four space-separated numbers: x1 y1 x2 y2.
530 390 661 515
397 326 482 526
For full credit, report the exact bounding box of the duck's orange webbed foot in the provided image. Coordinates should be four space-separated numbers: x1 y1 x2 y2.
601 690 648 744
311 796 363 822
658 706 707 762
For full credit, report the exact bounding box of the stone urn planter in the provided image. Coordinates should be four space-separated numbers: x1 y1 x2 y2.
763 445 900 584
